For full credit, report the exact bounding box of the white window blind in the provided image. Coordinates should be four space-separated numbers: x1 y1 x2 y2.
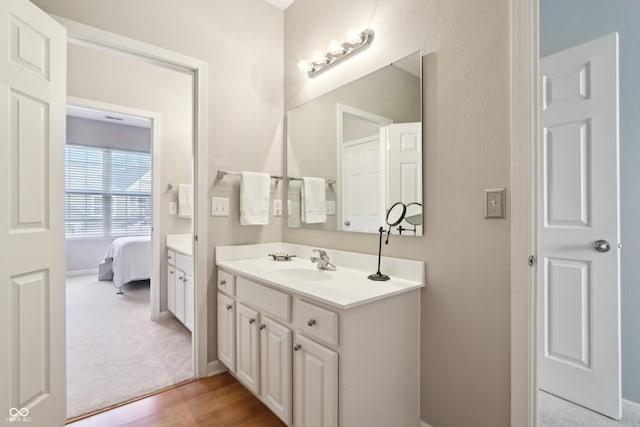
65 144 151 238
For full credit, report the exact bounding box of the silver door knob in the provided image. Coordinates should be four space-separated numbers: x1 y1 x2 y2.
594 240 611 253
259 324 266 330
344 221 351 227
293 344 302 351
225 304 232 310
249 318 256 324
220 279 226 285
307 318 316 327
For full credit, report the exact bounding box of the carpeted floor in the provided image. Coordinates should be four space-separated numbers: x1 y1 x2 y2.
538 390 640 427
66 275 193 419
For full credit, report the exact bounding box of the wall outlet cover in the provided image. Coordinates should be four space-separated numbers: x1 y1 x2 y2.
484 188 506 219
273 199 283 216
326 200 336 215
211 197 230 217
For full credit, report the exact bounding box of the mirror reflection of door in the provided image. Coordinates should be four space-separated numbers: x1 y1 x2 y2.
339 106 391 233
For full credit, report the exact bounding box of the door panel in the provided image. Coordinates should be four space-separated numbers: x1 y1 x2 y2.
260 317 292 425
538 33 620 419
217 292 235 372
236 303 260 394
1 1 66 425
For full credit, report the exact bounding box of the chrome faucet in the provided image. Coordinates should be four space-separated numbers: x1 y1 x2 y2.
310 249 336 271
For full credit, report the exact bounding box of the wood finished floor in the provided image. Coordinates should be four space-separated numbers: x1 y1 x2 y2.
67 373 285 427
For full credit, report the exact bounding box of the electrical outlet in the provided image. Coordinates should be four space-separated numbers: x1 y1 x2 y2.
211 197 229 217
326 200 336 215
484 188 506 219
273 199 283 216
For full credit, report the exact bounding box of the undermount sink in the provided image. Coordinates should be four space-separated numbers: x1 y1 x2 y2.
274 267 333 282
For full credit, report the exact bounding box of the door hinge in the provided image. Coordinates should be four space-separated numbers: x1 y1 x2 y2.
528 255 536 267
194 234 198 242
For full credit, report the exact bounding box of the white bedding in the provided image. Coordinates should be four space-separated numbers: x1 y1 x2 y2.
104 236 152 288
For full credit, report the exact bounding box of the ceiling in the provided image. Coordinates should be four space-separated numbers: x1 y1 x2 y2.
263 0 296 10
67 105 151 129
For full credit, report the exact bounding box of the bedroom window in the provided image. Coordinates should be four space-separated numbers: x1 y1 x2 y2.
65 144 152 238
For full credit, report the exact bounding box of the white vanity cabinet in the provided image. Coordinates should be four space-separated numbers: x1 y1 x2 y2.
216 264 421 427
166 247 193 331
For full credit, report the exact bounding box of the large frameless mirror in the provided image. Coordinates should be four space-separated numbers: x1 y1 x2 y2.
286 51 423 236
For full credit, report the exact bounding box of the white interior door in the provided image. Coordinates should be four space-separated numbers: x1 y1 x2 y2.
538 33 620 419
342 136 384 233
384 122 422 206
0 0 67 425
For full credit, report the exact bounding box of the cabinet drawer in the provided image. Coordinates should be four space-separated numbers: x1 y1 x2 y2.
167 249 176 266
294 300 339 347
236 276 290 322
218 269 236 296
176 252 193 276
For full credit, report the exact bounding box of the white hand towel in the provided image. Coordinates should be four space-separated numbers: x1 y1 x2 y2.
240 171 271 225
177 184 192 219
301 177 327 224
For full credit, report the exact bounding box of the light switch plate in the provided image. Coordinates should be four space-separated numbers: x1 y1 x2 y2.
273 199 283 216
484 188 506 219
211 197 229 217
326 200 336 215
169 201 177 215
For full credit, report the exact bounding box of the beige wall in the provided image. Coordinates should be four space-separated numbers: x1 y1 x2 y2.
284 1 511 426
31 0 285 362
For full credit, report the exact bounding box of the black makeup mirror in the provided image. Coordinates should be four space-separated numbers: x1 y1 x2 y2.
368 202 407 281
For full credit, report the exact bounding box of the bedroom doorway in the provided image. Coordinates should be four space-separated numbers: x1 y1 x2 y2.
64 97 195 419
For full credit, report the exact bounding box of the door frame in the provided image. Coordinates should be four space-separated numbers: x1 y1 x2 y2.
336 103 392 232
66 97 163 321
510 0 538 425
56 16 209 378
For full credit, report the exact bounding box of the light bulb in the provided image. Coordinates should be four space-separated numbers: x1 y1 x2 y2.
298 60 309 73
328 39 344 55
312 51 325 63
346 29 362 45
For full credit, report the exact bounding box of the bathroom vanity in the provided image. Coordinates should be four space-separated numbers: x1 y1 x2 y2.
166 234 194 331
216 242 424 427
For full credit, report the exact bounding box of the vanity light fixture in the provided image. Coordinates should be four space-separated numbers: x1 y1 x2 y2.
299 29 375 78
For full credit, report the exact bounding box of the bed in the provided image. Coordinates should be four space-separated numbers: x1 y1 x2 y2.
103 236 152 293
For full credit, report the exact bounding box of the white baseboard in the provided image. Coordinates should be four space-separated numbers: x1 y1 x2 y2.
207 360 227 377
420 421 434 427
66 268 98 277
623 399 640 418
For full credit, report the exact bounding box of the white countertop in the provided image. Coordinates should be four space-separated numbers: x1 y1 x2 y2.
216 243 424 310
166 234 192 256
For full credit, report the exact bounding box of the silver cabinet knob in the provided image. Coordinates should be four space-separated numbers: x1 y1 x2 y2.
259 324 266 330
225 304 232 310
594 240 611 253
344 221 351 227
169 271 174 275
307 318 316 327
293 344 302 351
249 318 256 324
220 279 226 286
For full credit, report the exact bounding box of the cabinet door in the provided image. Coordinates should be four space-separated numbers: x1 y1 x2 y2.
185 274 194 331
294 334 338 427
175 271 185 323
236 302 260 394
167 265 176 314
217 292 235 371
260 317 292 425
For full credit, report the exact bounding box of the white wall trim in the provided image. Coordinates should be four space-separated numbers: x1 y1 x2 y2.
67 96 163 322
57 16 209 379
65 268 98 277
510 0 538 426
623 399 640 418
207 360 228 377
